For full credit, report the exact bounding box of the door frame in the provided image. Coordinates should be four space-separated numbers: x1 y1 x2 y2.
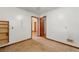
31 16 38 38
40 16 47 37
31 16 47 38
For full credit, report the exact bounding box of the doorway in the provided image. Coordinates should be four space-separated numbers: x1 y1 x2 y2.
31 16 38 38
31 16 46 38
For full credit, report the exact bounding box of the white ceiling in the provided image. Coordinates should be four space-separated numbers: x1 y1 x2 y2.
19 7 58 15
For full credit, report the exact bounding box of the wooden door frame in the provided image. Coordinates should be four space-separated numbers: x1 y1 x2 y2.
43 16 47 37
31 16 38 38
40 16 47 37
31 16 47 38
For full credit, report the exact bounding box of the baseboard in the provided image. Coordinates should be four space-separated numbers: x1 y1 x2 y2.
46 37 79 49
0 38 32 48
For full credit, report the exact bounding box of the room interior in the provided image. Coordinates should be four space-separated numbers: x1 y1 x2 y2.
0 7 79 51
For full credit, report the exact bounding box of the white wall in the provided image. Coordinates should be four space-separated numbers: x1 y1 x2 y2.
42 7 79 47
0 7 36 44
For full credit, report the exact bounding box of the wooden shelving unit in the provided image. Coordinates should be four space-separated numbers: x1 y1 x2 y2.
0 21 9 45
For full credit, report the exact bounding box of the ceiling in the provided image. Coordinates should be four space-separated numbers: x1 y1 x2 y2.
19 7 58 15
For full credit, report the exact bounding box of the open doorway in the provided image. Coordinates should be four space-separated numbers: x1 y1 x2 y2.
31 16 38 38
31 16 46 38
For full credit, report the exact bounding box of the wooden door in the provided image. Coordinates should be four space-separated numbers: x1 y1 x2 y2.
34 22 36 32
0 21 9 45
40 17 44 36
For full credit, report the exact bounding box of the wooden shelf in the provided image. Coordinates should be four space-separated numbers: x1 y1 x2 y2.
0 27 8 28
0 22 8 25
0 21 9 45
0 36 8 40
0 32 8 34
0 39 8 45
0 26 8 28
